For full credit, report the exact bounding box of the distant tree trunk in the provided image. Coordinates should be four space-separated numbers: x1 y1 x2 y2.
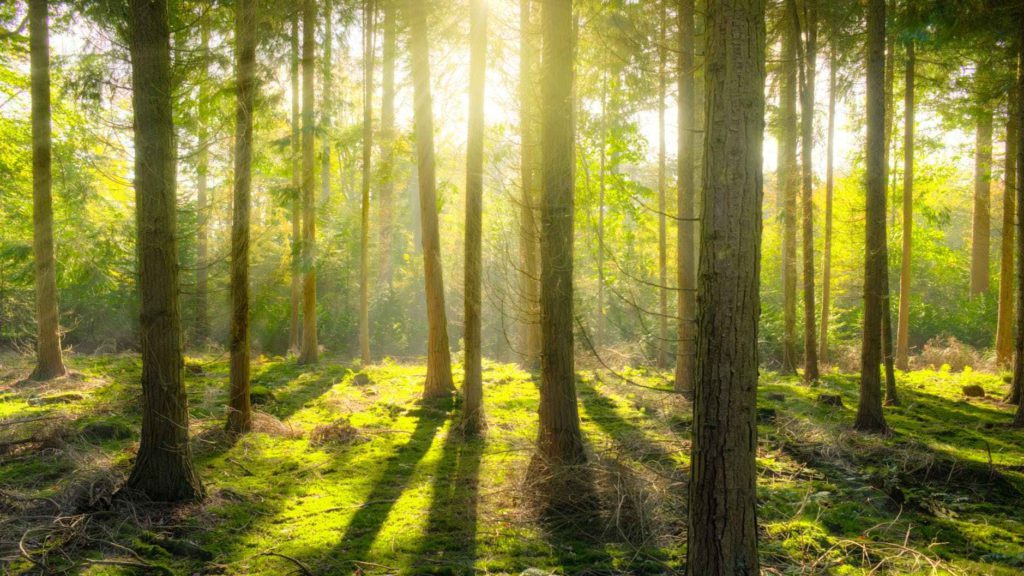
226 0 256 437
378 0 396 288
1013 31 1024 423
656 3 668 370
792 0 818 381
289 11 301 353
819 46 836 363
125 0 203 501
855 0 889 434
462 0 487 434
971 107 994 296
881 245 899 405
675 0 695 395
518 0 541 368
28 0 66 382
360 0 374 366
407 0 454 398
534 0 585 477
884 3 895 227
597 81 607 347
997 83 1018 369
895 40 915 371
194 26 210 346
687 0 764 571
299 0 318 364
321 0 333 206
780 7 798 375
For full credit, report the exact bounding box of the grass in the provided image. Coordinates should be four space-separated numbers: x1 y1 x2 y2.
1 353 1023 574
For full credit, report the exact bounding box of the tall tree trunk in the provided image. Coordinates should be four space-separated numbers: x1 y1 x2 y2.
321 0 333 206
855 0 889 434
884 2 895 228
1011 33 1024 410
675 0 696 395
518 0 541 368
656 2 668 370
378 0 396 288
289 11 301 353
687 0 764 570
792 0 818 381
818 46 836 363
125 0 203 501
462 0 487 434
194 26 209 346
407 0 454 398
895 40 915 370
360 0 374 366
971 107 994 296
534 0 585 478
299 0 318 364
28 0 66 381
780 6 798 375
227 0 256 437
597 81 607 347
998 85 1018 369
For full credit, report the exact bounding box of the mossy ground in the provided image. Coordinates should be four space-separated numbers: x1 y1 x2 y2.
1 354 1023 574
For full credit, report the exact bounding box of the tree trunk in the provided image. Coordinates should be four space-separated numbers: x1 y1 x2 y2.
360 0 374 366
534 0 585 476
895 41 914 370
289 11 301 353
194 25 209 346
597 81 607 348
971 108 994 296
881 247 899 405
299 0 318 364
997 83 1018 369
818 46 836 363
407 0 454 398
378 0 396 289
227 0 256 437
321 0 333 206
675 0 695 395
687 0 764 571
518 0 541 368
656 2 668 371
28 0 66 382
1013 29 1024 423
462 0 487 434
780 7 798 375
125 0 203 501
855 0 889 434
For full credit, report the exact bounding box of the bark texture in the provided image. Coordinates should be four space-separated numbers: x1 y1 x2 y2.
971 108 994 296
125 0 203 501
289 11 301 353
895 41 914 370
1014 30 1024 423
518 0 541 368
997 83 1018 368
675 0 696 395
779 7 798 375
299 0 318 364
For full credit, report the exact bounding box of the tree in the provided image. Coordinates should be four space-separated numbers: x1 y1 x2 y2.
194 25 210 345
675 0 695 395
779 5 799 375
378 0 397 287
407 0 454 398
359 0 374 366
818 45 837 363
1014 28 1024 423
28 0 66 381
895 39 914 371
656 1 669 370
462 0 487 434
687 0 764 571
299 0 318 365
227 0 256 437
289 10 301 353
534 0 585 479
996 80 1018 368
321 0 333 206
854 0 889 434
970 82 993 296
518 0 541 368
124 0 203 501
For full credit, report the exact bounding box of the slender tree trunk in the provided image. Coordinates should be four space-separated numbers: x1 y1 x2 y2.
28 0 66 381
597 81 607 347
289 11 301 353
360 0 374 366
518 0 541 368
534 0 585 478
194 26 209 346
998 84 1018 369
884 5 895 228
895 41 915 370
299 0 318 364
879 9 897 395
1011 33 1024 411
378 0 396 288
675 0 696 395
971 107 994 296
855 0 889 434
780 7 798 375
881 244 899 404
687 0 764 571
407 0 454 398
819 47 836 363
321 0 333 206
227 0 256 436
462 0 487 434
656 2 668 370
125 0 203 501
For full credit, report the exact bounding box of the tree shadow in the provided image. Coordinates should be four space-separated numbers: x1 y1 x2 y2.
250 360 351 420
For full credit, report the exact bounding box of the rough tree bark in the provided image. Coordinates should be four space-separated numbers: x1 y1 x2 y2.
125 0 203 501
687 0 764 571
298 0 318 364
675 0 695 395
895 40 915 371
517 0 541 368
779 6 798 375
1014 29 1024 423
28 0 66 381
227 0 256 437
407 0 454 398
462 0 487 434
289 11 301 353
819 46 836 363
997 82 1018 369
359 0 374 366
855 0 889 434
971 106 994 296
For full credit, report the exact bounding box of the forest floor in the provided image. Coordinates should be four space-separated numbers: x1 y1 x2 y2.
1 353 1023 575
